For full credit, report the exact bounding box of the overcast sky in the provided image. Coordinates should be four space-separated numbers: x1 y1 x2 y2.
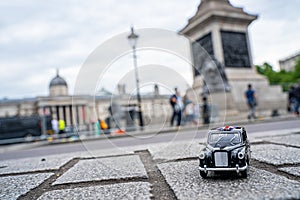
1 0 299 99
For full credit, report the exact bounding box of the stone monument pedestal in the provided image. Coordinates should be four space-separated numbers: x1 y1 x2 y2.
181 0 287 121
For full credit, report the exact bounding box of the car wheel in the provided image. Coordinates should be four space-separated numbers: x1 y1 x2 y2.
241 170 248 178
246 156 250 165
200 171 208 179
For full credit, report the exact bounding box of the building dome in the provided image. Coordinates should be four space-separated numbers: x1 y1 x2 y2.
49 70 68 96
49 72 67 88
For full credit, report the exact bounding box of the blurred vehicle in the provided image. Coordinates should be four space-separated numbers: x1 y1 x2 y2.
199 126 251 178
0 115 52 144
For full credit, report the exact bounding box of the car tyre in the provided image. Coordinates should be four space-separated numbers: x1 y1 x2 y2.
200 171 208 179
241 170 248 178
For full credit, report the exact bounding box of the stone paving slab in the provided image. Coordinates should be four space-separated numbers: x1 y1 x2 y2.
251 144 300 165
158 160 300 200
0 148 136 175
78 148 135 159
247 129 300 144
53 155 147 185
260 133 300 148
0 173 53 200
0 155 73 175
279 167 300 177
38 182 152 200
148 140 204 161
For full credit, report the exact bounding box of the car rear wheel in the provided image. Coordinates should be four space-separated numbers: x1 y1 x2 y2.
200 171 208 179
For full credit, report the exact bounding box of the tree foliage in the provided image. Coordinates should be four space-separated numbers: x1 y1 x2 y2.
256 58 300 91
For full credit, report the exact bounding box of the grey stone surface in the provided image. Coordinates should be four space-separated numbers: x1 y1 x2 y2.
0 173 53 200
158 160 300 200
0 149 135 175
248 129 300 141
148 140 204 161
53 155 147 185
279 167 300 177
0 155 73 175
251 144 300 165
78 148 135 159
39 182 152 200
261 133 300 147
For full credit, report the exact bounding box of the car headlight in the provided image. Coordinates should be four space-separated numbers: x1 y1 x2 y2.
238 152 245 159
199 151 206 159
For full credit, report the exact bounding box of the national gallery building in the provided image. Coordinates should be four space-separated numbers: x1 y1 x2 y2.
0 72 171 130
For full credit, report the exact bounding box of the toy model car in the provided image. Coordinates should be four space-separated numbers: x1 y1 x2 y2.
199 126 251 178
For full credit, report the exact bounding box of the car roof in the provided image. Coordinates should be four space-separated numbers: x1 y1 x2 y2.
209 126 244 133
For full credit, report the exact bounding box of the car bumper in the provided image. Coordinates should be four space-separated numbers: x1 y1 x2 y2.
199 164 248 173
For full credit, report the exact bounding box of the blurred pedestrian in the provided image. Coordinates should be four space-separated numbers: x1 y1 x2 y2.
245 84 257 120
193 103 200 125
202 96 210 124
287 85 296 113
169 88 183 127
58 119 65 134
182 94 198 125
100 118 108 130
94 119 101 136
294 80 300 116
51 117 58 134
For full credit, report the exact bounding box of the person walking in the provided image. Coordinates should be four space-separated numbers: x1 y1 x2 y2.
294 80 300 116
202 96 210 124
182 94 197 125
170 88 183 127
287 85 296 113
58 119 65 134
51 117 58 134
94 119 101 136
245 84 257 120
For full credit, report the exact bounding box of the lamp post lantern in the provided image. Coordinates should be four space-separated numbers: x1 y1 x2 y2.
128 26 144 129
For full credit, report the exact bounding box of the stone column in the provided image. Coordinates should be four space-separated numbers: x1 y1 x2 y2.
63 106 66 123
212 25 224 63
56 106 60 121
65 106 70 126
69 105 73 125
75 105 80 125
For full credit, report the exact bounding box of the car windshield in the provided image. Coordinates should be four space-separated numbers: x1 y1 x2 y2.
208 132 241 147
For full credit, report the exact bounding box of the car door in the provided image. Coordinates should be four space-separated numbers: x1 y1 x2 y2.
242 129 251 161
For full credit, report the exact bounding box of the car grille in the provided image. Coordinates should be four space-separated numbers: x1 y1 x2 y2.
214 152 228 167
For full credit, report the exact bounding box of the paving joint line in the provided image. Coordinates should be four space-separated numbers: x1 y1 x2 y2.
135 150 177 200
158 157 198 164
51 177 148 190
0 169 57 178
18 158 80 200
251 141 300 149
16 153 151 199
79 153 136 160
266 142 300 149
251 159 300 181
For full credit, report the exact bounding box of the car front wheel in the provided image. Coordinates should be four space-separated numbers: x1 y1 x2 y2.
200 170 208 179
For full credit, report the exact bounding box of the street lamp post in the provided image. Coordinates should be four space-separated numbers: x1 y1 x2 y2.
127 26 144 129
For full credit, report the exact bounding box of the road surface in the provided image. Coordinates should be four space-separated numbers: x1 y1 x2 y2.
0 119 299 160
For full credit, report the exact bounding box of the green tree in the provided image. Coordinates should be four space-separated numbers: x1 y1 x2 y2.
256 59 300 92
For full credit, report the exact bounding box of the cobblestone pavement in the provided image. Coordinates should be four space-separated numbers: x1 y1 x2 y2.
0 129 300 200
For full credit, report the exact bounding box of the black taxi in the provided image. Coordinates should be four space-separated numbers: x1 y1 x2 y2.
199 126 251 178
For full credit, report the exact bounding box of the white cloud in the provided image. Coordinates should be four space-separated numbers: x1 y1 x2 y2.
0 0 299 98
231 0 300 69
